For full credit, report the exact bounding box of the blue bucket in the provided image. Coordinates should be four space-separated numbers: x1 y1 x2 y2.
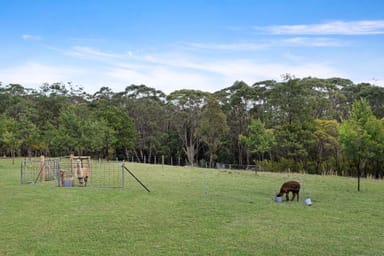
64 179 73 187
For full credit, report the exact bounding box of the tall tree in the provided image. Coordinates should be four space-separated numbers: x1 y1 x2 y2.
0 116 21 163
167 89 210 165
197 97 229 168
311 119 340 174
215 81 257 165
54 104 111 156
91 99 136 159
355 83 384 119
266 76 315 168
339 99 382 190
239 119 275 162
365 117 384 178
121 85 167 162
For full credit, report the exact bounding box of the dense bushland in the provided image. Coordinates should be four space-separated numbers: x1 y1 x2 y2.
1 76 384 178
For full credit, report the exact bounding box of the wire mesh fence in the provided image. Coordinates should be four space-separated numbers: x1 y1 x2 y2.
20 157 125 188
20 157 59 184
91 160 124 188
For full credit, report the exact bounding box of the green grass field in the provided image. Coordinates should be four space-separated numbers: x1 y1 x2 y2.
1 158 383 255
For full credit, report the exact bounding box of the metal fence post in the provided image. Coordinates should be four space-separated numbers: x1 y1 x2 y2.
57 161 61 187
20 159 24 184
122 161 125 188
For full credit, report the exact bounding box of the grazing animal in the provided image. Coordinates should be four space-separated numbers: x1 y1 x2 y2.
60 170 65 187
76 160 90 187
277 181 300 201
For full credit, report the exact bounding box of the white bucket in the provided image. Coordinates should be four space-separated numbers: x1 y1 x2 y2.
304 198 312 206
275 196 283 203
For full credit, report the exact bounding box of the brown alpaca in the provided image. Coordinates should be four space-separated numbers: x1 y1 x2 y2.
60 170 65 187
277 181 300 201
76 160 90 187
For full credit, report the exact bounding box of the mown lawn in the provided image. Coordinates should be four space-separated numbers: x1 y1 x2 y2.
0 158 383 255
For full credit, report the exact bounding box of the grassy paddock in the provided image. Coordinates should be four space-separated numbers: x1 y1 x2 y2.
0 158 383 255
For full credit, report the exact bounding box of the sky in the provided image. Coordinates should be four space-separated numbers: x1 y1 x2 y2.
1 0 384 94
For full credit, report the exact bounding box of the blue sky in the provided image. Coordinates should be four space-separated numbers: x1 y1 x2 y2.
1 0 384 94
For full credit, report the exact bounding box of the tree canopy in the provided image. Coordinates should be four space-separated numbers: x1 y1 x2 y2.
1 78 384 179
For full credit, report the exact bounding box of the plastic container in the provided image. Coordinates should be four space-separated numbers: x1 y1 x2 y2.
275 196 283 203
304 198 312 206
64 179 73 187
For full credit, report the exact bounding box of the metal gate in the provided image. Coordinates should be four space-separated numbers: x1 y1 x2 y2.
20 157 59 184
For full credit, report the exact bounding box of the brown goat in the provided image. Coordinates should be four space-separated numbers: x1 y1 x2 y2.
277 181 300 201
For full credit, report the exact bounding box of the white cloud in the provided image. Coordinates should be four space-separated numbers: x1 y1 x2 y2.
183 37 345 52
106 65 216 93
189 59 344 86
126 51 343 80
280 37 347 47
0 45 348 94
57 43 346 93
255 20 384 35
21 34 41 41
184 42 269 51
66 46 123 60
374 79 384 87
356 78 384 87
0 62 81 87
104 52 344 93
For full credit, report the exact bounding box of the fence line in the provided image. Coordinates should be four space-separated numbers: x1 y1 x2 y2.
21 157 125 188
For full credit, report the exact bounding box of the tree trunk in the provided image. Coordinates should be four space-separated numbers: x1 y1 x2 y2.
356 160 361 192
11 150 15 165
185 145 195 166
357 170 361 192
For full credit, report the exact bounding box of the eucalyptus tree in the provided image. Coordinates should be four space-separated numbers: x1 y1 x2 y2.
324 78 354 122
122 84 166 101
16 117 41 157
197 97 229 168
66 82 90 104
0 84 17 115
265 76 316 169
251 80 277 124
0 83 12 114
0 84 44 157
167 89 211 166
90 98 136 159
54 104 112 156
365 117 384 179
296 77 341 120
0 84 36 121
266 75 314 125
120 84 168 162
239 118 275 162
92 86 115 101
0 115 8 155
311 119 340 174
354 83 384 119
1 83 30 96
0 116 21 162
33 83 73 128
214 81 258 166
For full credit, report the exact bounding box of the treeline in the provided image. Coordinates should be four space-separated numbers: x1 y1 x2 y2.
1 76 384 178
